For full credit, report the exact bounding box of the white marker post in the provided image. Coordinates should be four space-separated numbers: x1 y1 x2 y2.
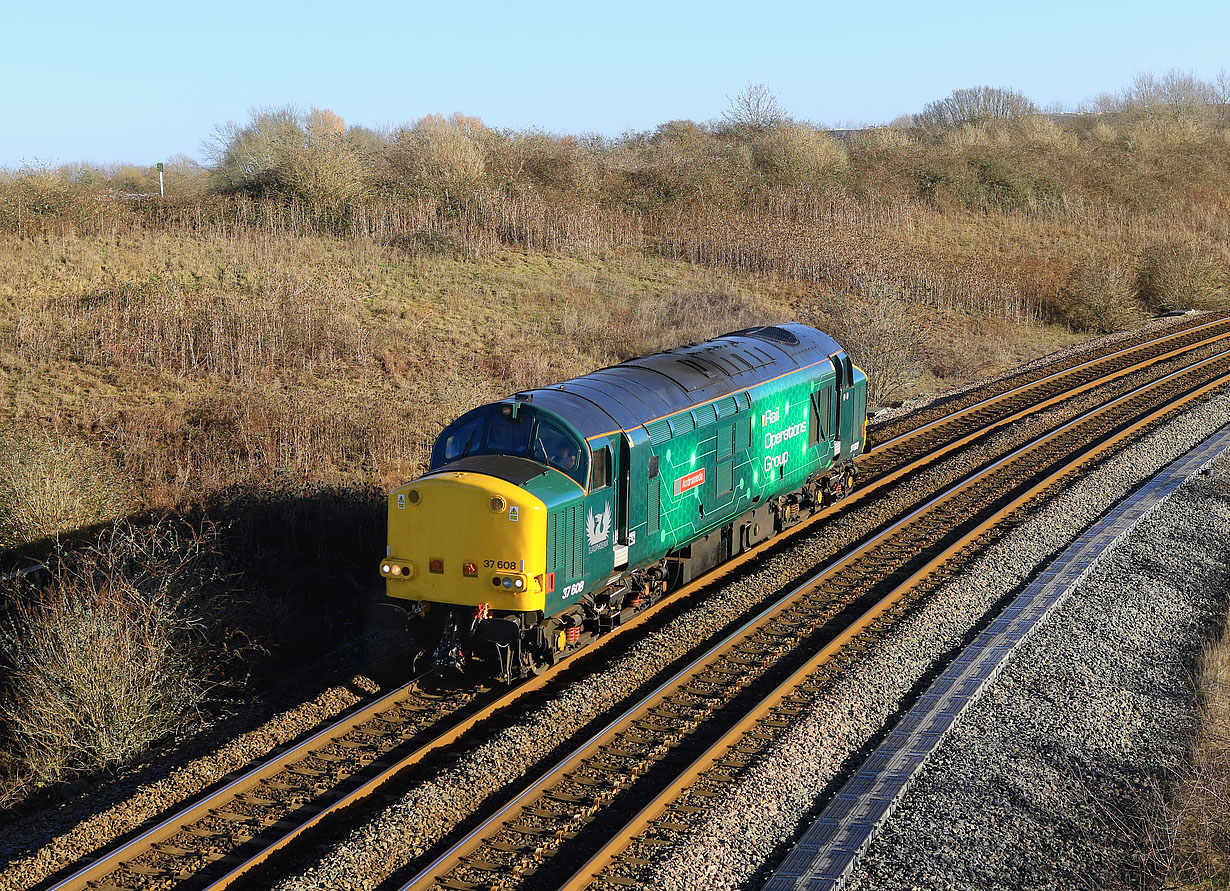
157 161 164 197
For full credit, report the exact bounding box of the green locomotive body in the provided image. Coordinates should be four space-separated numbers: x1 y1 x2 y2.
384 324 867 678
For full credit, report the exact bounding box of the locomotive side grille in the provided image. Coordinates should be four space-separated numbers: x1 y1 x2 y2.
567 504 584 578
548 505 584 580
734 417 752 451
715 395 739 419
668 413 695 436
717 423 735 460
648 481 660 535
647 420 671 445
715 460 733 496
692 402 717 428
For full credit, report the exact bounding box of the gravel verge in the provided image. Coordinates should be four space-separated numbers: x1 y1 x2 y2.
0 630 402 891
842 438 1230 889
642 393 1230 891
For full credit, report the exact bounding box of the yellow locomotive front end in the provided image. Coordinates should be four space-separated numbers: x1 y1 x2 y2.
382 471 548 612
381 469 556 677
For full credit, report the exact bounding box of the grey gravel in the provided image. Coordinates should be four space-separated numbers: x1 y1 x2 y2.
843 442 1230 889
644 393 1230 891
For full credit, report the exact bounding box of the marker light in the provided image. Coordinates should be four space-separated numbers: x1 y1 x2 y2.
429 559 444 574
502 577 513 589
381 563 391 575
463 562 478 577
513 577 524 589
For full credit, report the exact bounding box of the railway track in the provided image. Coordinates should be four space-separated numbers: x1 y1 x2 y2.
398 347 1230 891
36 313 1230 891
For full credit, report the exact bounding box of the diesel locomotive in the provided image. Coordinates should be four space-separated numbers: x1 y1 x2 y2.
380 324 868 679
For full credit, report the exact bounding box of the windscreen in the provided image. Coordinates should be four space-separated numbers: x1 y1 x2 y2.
433 405 587 483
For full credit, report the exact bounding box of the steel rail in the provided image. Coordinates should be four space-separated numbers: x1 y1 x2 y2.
559 360 1230 891
870 312 1230 453
870 311 1230 451
402 348 1230 891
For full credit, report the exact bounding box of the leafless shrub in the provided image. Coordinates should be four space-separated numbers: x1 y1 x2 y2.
0 521 224 785
721 82 788 134
381 113 488 196
1136 239 1229 313
813 292 926 405
751 124 848 189
0 431 128 551
915 86 1039 129
205 105 365 214
1053 260 1140 333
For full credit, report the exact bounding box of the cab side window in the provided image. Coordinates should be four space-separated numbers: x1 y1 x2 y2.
590 446 611 490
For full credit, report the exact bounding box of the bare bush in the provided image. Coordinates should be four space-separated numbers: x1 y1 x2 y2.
0 431 128 551
382 113 488 196
0 521 223 784
721 82 787 134
1136 240 1228 313
916 86 1039 128
814 292 926 405
205 105 364 213
1053 260 1139 333
751 124 848 189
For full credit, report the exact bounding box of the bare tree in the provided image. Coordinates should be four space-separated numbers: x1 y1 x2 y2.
816 293 926 405
916 86 1038 128
722 83 787 133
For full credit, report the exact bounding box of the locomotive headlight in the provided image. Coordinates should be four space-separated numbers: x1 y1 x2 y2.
502 577 513 589
513 577 524 590
379 561 416 578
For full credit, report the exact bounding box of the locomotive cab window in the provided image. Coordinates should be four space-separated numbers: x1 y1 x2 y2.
535 420 584 478
442 416 484 462
589 445 611 490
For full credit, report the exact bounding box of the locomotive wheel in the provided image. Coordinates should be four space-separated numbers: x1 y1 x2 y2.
844 469 855 494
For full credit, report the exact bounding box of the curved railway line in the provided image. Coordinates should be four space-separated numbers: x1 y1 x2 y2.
34 312 1230 891
401 342 1230 891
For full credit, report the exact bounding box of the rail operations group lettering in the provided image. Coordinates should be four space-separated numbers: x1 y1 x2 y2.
761 406 808 473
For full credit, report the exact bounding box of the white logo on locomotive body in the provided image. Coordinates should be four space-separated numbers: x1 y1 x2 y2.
586 502 612 549
764 421 808 450
761 407 780 426
764 451 790 472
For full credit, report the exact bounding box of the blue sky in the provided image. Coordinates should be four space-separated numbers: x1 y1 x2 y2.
5 0 1227 169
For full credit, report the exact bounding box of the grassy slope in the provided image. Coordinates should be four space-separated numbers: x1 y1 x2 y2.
0 227 1081 518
